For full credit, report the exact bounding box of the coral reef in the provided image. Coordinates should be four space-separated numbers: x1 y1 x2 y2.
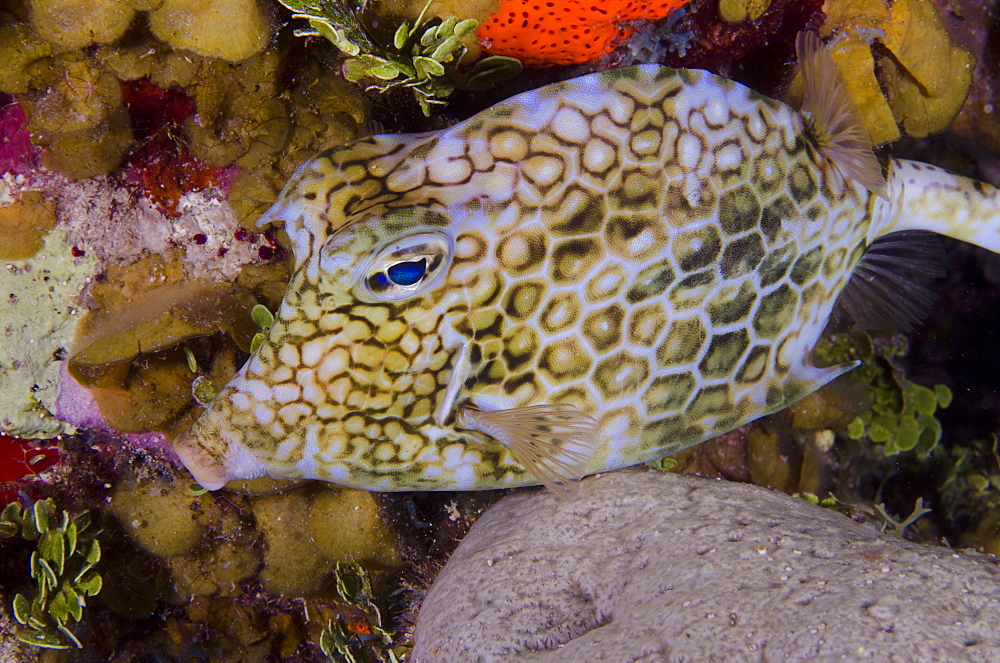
0 0 996 659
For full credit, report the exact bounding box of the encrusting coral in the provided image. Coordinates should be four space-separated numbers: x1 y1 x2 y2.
476 0 693 67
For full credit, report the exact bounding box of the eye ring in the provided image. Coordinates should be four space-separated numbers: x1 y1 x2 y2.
356 231 453 302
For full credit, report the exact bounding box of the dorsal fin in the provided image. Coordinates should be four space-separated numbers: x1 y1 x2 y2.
796 31 889 200
838 230 945 332
461 404 599 498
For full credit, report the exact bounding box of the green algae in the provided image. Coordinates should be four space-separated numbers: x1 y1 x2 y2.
1 499 103 650
814 331 951 458
278 0 520 114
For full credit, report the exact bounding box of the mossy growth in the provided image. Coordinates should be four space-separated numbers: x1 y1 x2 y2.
0 499 103 650
277 0 521 115
814 331 951 458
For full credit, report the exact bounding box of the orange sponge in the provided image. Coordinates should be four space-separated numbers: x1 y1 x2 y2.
477 0 692 67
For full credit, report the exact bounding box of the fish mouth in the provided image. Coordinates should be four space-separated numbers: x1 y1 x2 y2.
173 431 231 490
172 419 269 491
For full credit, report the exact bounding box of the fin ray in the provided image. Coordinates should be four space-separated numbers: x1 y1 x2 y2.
462 404 599 497
838 230 945 332
796 31 888 199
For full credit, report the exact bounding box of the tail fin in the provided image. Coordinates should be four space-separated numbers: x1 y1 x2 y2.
875 158 1000 252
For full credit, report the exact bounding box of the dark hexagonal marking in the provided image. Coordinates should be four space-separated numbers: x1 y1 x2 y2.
502 371 540 399
822 245 849 279
475 358 505 385
539 338 591 382
760 194 796 244
718 185 761 235
788 162 817 203
593 350 650 400
586 262 628 303
455 308 503 341
465 270 505 308
705 281 758 326
581 136 620 177
748 149 788 195
502 325 540 372
663 180 718 218
582 303 625 353
611 166 662 209
551 237 604 283
656 317 705 368
453 231 488 264
539 291 581 334
719 233 765 279
753 284 797 339
627 301 667 347
766 384 784 407
686 384 733 420
496 228 547 275
675 225 722 272
605 213 666 262
642 373 696 415
626 257 676 304
758 243 797 288
735 346 769 384
670 269 716 310
798 282 827 322
503 280 545 320
550 385 595 412
639 415 703 451
698 330 750 379
549 184 607 236
790 246 823 286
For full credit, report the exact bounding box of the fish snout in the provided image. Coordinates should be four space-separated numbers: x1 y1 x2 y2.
173 429 231 491
172 415 268 490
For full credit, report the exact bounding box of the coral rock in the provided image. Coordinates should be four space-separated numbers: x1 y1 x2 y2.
413 469 1000 661
109 474 219 557
29 0 137 49
147 0 274 63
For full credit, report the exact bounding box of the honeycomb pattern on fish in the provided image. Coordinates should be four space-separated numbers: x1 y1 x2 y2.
179 66 879 490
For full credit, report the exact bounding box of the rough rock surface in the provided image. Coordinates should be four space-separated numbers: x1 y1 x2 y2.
413 469 1000 661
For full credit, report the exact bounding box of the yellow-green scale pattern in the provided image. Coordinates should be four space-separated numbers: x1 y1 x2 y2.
176 65 879 491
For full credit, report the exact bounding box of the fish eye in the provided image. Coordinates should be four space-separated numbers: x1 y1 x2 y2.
358 231 452 302
386 257 427 286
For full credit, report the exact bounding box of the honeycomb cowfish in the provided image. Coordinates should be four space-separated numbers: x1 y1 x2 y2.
175 34 1000 493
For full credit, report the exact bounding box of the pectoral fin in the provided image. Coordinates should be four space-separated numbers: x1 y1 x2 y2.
462 404 599 497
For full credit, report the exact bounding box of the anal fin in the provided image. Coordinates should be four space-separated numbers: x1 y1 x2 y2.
462 404 599 497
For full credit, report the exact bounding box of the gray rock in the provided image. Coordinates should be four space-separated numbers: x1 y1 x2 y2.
413 469 1000 662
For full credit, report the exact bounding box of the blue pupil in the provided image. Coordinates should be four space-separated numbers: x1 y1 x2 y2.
386 258 427 286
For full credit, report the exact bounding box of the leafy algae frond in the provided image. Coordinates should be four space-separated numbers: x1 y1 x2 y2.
276 0 521 114
0 498 103 649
